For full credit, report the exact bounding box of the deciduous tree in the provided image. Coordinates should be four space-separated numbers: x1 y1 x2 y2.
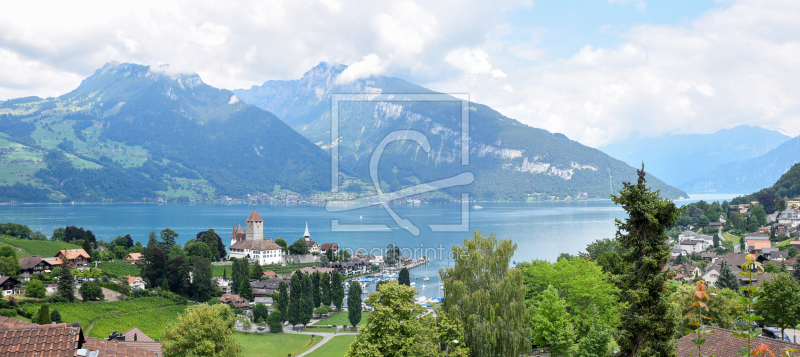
25 279 46 299
531 285 574 356
160 228 179 250
79 281 104 301
754 272 800 340
252 303 269 323
441 231 531 357
611 165 683 356
161 303 242 357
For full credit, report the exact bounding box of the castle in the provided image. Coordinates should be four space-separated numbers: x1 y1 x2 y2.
228 209 283 265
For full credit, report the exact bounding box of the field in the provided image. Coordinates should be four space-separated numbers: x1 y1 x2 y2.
212 262 319 278
88 304 186 340
0 235 80 257
233 332 320 357
313 312 371 327
97 262 141 277
305 335 357 357
722 232 741 244
21 297 182 340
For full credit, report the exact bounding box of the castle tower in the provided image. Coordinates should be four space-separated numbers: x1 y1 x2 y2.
303 221 311 241
245 209 264 242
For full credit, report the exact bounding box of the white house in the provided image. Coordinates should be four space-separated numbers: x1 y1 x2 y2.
680 240 709 253
702 267 721 287
229 209 284 265
127 276 146 290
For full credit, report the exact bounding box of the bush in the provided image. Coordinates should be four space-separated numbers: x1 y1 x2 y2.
25 280 46 299
50 309 62 323
0 308 17 317
79 282 105 301
102 283 120 292
267 310 283 333
46 295 69 304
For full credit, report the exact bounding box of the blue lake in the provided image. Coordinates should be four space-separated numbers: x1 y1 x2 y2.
0 194 740 298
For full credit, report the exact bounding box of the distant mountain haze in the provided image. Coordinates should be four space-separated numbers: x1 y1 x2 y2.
679 135 800 194
235 62 687 200
600 125 791 190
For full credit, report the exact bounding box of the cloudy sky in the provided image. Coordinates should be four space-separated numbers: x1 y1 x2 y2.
2 0 799 147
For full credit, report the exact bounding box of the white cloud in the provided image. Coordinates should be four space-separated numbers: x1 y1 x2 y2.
336 53 385 83
445 47 506 78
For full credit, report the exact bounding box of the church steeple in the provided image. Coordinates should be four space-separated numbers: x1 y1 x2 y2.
303 221 311 241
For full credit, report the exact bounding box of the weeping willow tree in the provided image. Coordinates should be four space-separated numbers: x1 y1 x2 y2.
612 165 683 357
441 231 532 357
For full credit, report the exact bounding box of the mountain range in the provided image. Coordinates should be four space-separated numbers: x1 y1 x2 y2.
235 62 686 200
600 125 791 190
0 61 687 202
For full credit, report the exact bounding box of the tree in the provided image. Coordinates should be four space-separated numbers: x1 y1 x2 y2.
238 279 253 301
185 242 213 260
765 262 779 273
56 264 75 302
161 303 242 357
141 247 169 289
267 310 283 333
346 281 425 357
441 231 531 357
385 244 400 266
754 272 800 340
79 281 104 301
276 281 289 318
531 285 574 356
37 305 51 325
0 246 20 276
670 284 742 333
50 309 62 323
750 204 767 226
166 256 190 295
252 303 269 323
320 272 331 306
325 247 335 263
398 267 410 286
611 165 682 357
223 267 227 281
716 261 739 291
191 257 215 301
274 238 287 253
25 279 46 299
287 272 302 325
300 273 314 326
570 307 613 357
231 258 250 295
713 233 720 248
52 227 66 241
522 257 620 338
82 239 93 258
288 239 309 255
200 229 222 261
331 271 344 310
160 228 179 250
312 271 321 307
348 281 362 327
147 231 159 249
250 260 263 280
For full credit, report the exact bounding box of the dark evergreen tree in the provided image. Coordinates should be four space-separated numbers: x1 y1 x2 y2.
713 233 720 248
716 261 739 291
287 272 303 325
223 267 227 281
312 271 321 308
611 165 682 357
37 305 51 325
190 257 215 301
141 247 169 288
326 248 335 263
56 264 75 302
239 279 253 301
50 309 61 323
277 281 289 319
792 259 800 284
398 267 411 286
251 260 263 280
331 271 344 310
300 273 314 326
321 272 331 306
348 281 362 327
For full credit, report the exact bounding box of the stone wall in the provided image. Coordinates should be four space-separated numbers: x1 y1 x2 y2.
282 254 320 265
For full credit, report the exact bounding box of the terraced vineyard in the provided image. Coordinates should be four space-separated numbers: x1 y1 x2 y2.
0 235 80 257
212 262 318 278
22 297 182 340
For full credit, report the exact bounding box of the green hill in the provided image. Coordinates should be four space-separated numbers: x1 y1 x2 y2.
0 235 80 257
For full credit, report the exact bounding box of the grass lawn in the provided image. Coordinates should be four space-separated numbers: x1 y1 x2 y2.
723 232 741 244
212 262 319 278
97 262 141 278
233 332 320 357
305 327 337 333
305 335 357 357
313 312 371 326
0 235 80 257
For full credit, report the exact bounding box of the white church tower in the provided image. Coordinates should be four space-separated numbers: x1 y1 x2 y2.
245 209 264 242
303 221 311 241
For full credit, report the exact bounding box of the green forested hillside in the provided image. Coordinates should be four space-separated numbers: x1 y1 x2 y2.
0 62 333 202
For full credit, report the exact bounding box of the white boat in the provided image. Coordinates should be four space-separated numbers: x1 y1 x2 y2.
422 284 426 289
439 283 444 288
423 277 429 281
410 282 416 286
473 205 483 209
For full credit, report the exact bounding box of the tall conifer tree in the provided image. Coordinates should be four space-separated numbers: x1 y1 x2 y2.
276 281 289 319
331 271 344 310
287 271 302 325
321 272 331 306
611 165 682 356
716 261 739 291
300 273 314 326
348 281 362 327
